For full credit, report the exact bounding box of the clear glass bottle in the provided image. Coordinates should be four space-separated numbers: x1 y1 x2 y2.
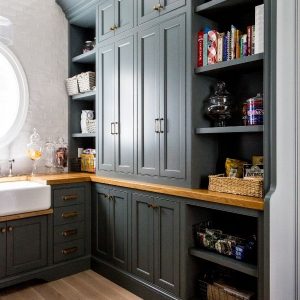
55 137 68 171
44 137 55 172
26 128 42 176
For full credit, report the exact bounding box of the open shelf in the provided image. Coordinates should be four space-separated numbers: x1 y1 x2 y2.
72 133 96 138
195 53 263 76
189 247 258 277
72 90 96 101
72 49 96 64
195 125 263 134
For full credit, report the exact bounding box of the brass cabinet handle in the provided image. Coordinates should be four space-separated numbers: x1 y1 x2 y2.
61 211 79 219
110 24 118 31
153 3 164 11
62 229 78 237
62 194 78 201
7 226 13 232
0 227 6 233
109 195 115 201
155 118 160 133
114 122 119 135
147 203 159 209
61 247 78 255
160 118 164 133
111 122 115 135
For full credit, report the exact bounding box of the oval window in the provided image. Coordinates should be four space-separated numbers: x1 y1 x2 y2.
0 43 28 148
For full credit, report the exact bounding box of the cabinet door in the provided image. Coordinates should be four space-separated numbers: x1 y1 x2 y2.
98 0 115 42
160 0 186 15
98 44 116 171
159 15 186 179
92 185 111 261
6 216 47 276
138 0 159 24
115 36 135 174
0 222 6 278
154 197 180 295
110 188 129 270
137 26 160 176
132 193 154 282
115 0 134 34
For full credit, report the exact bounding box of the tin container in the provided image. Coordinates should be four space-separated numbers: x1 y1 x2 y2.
247 93 263 125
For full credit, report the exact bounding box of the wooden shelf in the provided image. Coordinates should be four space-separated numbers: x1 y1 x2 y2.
72 49 96 64
71 133 96 138
195 53 263 76
189 247 258 277
72 90 96 101
195 125 263 134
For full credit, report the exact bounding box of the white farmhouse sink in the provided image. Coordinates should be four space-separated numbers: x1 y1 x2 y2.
0 181 51 216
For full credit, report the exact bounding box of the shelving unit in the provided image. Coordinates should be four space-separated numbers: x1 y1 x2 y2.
72 90 96 101
195 125 263 134
71 133 96 138
72 49 96 64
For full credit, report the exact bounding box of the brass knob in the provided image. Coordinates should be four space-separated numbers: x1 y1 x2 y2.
0 227 6 233
8 226 13 232
153 3 164 11
109 195 115 201
110 25 118 31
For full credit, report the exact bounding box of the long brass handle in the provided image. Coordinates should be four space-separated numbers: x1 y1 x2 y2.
62 211 79 219
62 229 78 237
115 122 119 135
62 195 78 201
7 226 13 232
155 118 160 133
111 122 115 135
160 118 164 133
0 227 6 233
62 247 78 255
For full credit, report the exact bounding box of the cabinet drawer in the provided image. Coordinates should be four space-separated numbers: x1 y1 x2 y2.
53 187 85 207
54 204 84 226
54 239 84 263
54 222 85 244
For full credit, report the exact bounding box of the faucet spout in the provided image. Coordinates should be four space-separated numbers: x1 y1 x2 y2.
8 159 15 177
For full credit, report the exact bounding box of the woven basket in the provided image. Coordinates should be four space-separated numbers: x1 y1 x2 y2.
208 174 263 198
87 119 96 133
77 71 96 93
65 76 79 96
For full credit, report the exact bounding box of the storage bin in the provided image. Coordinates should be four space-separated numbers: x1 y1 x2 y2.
77 71 96 93
65 76 79 96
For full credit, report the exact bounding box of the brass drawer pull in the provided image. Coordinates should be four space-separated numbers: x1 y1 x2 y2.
7 226 13 232
0 227 6 233
62 229 78 237
62 195 78 201
61 247 78 255
147 204 159 209
61 211 79 219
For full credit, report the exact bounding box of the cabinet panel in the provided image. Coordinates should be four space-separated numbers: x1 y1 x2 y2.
115 0 134 34
138 0 159 24
132 193 154 282
54 239 85 263
53 186 85 207
6 217 47 276
138 27 160 176
98 45 116 171
0 223 6 279
161 0 186 15
54 204 85 226
98 0 115 42
115 36 135 174
154 197 180 295
54 222 85 244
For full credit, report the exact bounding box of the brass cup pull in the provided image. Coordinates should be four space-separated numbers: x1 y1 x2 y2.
62 211 79 219
147 204 159 209
7 226 13 232
62 247 78 255
110 25 118 31
62 195 78 201
62 229 78 237
0 227 6 233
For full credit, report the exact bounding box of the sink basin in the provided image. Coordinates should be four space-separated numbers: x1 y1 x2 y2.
0 181 51 216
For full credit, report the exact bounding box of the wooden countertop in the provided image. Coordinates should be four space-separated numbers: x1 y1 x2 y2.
0 173 264 211
0 208 53 222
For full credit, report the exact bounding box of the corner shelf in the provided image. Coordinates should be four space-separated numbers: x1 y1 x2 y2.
195 125 263 134
189 247 258 277
72 133 96 138
72 90 96 101
72 49 96 64
195 53 263 76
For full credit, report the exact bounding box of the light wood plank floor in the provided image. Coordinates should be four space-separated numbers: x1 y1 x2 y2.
0 270 143 300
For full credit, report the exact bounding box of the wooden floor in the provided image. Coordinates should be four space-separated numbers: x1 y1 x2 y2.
0 270 142 300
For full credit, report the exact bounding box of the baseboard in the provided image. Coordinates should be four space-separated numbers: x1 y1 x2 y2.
91 256 180 300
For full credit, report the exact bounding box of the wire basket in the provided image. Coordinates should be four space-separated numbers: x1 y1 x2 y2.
77 71 96 93
65 76 79 96
208 174 263 198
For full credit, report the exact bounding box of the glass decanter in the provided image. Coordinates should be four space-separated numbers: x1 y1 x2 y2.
27 128 42 175
55 137 68 172
44 137 55 172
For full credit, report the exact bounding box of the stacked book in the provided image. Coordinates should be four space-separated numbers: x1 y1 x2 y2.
197 4 264 68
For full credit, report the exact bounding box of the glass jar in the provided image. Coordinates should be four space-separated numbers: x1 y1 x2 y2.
55 137 68 171
246 93 263 125
26 128 42 175
83 41 94 53
44 137 55 171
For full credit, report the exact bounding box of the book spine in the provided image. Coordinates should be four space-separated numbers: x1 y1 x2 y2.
217 33 224 62
235 29 240 59
203 33 208 66
230 25 236 60
241 34 248 57
251 25 255 55
247 25 252 56
207 30 218 65
227 31 231 61
197 31 204 67
223 34 228 61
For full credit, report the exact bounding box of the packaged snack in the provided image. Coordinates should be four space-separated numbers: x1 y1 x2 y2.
225 158 247 178
252 155 263 165
243 164 264 178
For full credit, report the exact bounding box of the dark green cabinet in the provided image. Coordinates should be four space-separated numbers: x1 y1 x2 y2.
98 0 134 42
138 0 186 24
92 184 129 270
138 14 186 179
98 35 135 174
132 192 180 295
0 216 48 278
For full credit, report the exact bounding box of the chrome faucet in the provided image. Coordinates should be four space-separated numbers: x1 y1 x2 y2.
8 159 15 177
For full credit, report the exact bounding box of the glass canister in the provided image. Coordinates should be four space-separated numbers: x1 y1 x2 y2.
55 137 68 171
27 128 42 175
205 81 233 127
247 93 263 125
44 137 56 171
83 41 94 53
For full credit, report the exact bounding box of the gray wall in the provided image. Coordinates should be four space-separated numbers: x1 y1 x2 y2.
0 0 68 174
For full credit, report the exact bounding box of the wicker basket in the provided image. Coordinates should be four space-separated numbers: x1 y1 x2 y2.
77 71 96 93
87 119 96 133
208 174 263 198
65 76 79 96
